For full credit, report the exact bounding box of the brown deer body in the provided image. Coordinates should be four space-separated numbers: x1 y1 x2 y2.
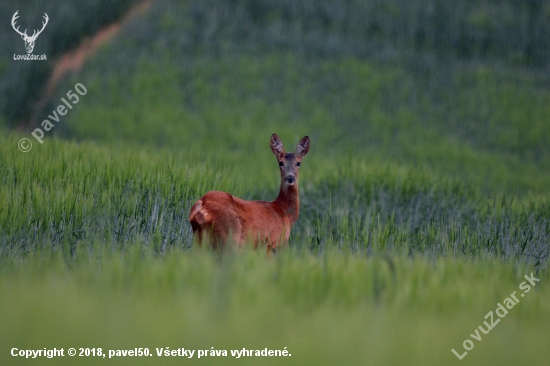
189 134 310 251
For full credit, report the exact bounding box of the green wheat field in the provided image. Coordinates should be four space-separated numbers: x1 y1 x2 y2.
1 1 550 365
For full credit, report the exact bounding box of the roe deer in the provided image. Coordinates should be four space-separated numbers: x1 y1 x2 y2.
189 134 310 252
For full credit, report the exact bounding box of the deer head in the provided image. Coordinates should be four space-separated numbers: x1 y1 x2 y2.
270 134 310 188
12 11 49 54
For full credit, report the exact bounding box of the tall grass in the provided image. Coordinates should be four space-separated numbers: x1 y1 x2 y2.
2 132 549 268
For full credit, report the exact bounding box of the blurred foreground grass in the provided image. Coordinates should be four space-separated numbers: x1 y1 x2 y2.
1 247 549 366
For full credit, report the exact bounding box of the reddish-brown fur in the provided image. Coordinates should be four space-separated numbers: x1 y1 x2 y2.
189 134 310 252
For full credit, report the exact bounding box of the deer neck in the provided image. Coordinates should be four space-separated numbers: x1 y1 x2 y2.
274 182 300 223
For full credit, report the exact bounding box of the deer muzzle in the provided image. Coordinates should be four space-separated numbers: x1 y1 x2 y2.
284 175 296 185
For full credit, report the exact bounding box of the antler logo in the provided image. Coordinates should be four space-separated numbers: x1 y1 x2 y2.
11 10 49 54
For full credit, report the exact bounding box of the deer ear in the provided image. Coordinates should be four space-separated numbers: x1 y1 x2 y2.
295 136 310 158
270 134 284 156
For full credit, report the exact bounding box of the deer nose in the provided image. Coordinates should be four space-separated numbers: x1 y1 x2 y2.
285 175 295 185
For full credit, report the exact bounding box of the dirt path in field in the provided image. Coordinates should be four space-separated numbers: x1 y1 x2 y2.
45 0 152 95
23 0 152 130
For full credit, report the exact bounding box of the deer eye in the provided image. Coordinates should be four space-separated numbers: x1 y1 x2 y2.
278 161 284 167
296 162 301 167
